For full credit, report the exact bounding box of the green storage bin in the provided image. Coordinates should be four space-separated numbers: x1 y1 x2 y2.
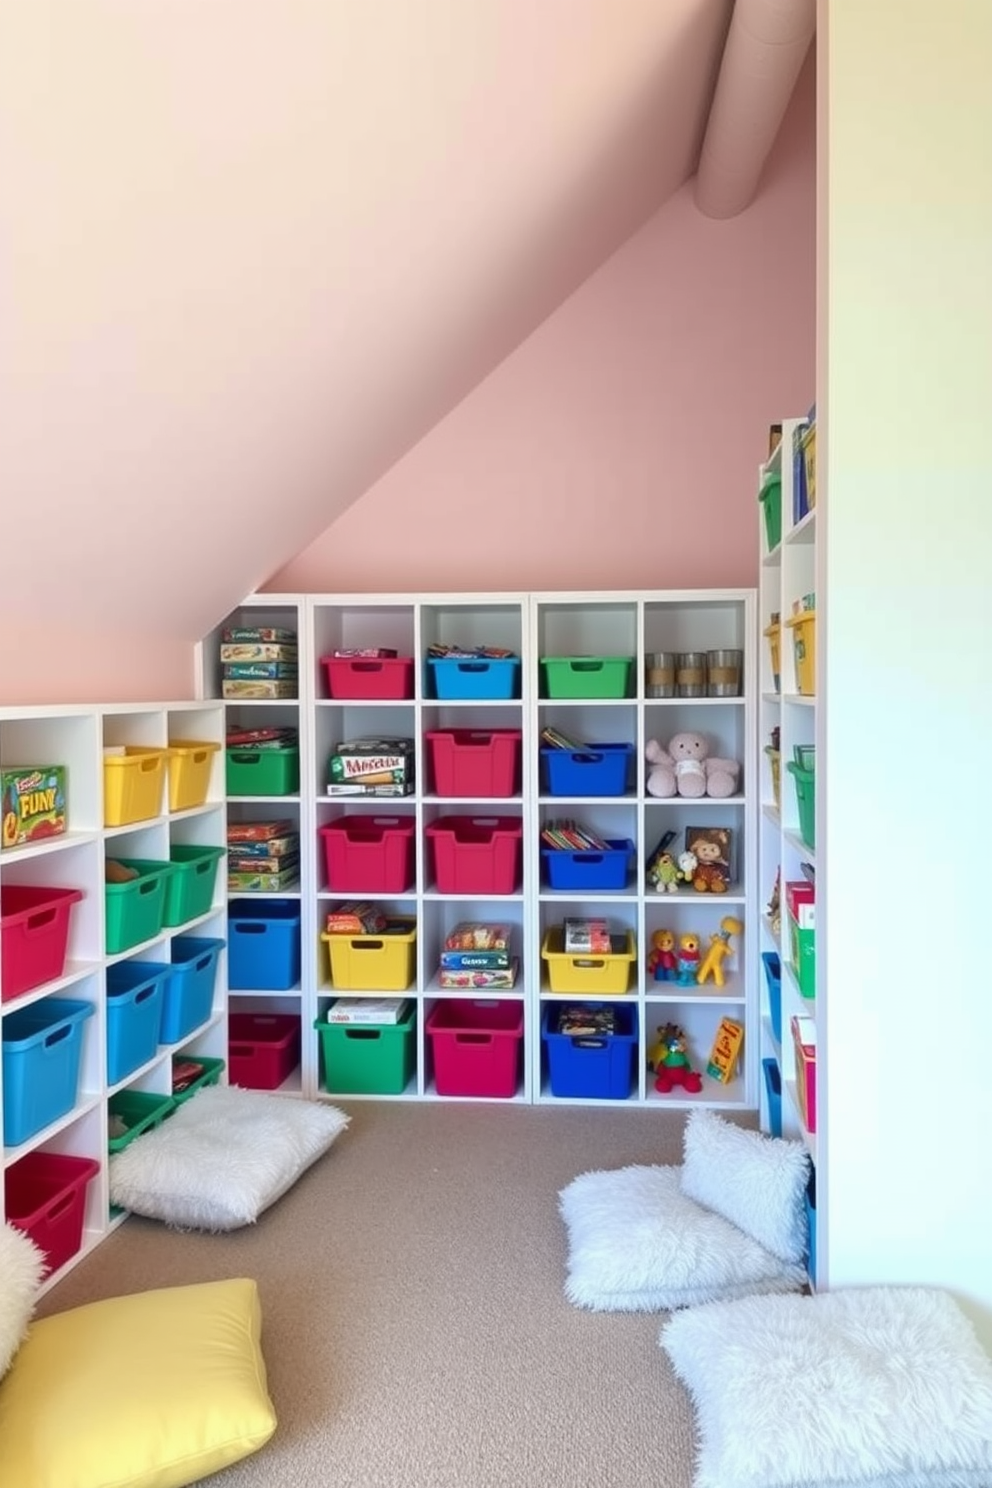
315 1007 416 1095
163 845 225 927
541 656 633 699
759 472 782 552
107 1089 176 1154
171 1054 226 1104
790 918 816 999
105 860 174 955
226 746 300 797
787 761 816 849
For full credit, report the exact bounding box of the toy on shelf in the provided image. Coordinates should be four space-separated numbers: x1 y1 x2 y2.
675 932 701 985
684 827 732 893
645 732 740 800
647 929 677 982
649 1023 704 1095
649 851 681 893
706 1017 745 1084
697 915 744 988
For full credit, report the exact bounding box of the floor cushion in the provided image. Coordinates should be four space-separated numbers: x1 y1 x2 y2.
109 1083 349 1230
559 1163 807 1312
661 1286 992 1488
0 1223 45 1380
0 1277 276 1488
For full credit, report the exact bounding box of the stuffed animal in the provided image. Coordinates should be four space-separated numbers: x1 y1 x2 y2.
645 732 740 799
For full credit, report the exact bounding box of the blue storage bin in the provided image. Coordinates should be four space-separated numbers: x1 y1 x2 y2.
762 950 782 1044
541 743 634 797
427 657 520 700
542 1003 637 1099
228 899 301 991
105 960 170 1083
542 838 633 891
160 936 224 1042
805 1170 817 1283
2 997 94 1146
763 1057 783 1138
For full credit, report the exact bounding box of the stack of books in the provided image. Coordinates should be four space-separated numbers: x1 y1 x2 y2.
540 819 612 852
326 997 411 1025
227 818 300 891
220 628 298 699
438 920 518 989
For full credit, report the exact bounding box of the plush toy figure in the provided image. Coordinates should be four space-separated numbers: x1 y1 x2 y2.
650 1023 704 1094
645 732 740 799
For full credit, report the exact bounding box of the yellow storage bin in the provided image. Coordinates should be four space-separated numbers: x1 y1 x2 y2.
541 928 636 996
763 620 781 691
801 424 817 510
103 747 168 827
321 916 417 991
786 609 817 696
765 746 781 810
167 740 221 812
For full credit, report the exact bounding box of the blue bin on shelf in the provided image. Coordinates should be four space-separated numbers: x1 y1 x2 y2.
762 950 782 1044
228 900 301 991
762 1057 783 1138
541 743 634 797
2 997 94 1146
542 839 633 891
160 936 224 1042
805 1169 817 1282
105 960 170 1083
542 1003 638 1099
426 657 520 700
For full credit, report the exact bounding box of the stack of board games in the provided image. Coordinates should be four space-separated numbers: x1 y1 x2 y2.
438 920 518 989
326 736 415 797
325 997 411 1024
226 722 298 761
555 1004 616 1036
221 627 298 699
324 901 391 935
227 818 300 891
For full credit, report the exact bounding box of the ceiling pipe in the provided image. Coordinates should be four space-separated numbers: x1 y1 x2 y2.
694 0 815 219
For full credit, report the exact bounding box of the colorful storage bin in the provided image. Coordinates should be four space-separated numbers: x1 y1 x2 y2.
321 655 415 700
0 884 83 1003
759 471 783 552
542 838 633 892
787 761 815 849
159 936 224 1041
541 929 636 996
228 1013 300 1089
763 1057 783 1138
104 859 174 955
5 1151 99 1276
163 844 225 927
427 657 520 700
105 959 170 1083
786 609 816 696
786 881 815 999
2 997 94 1146
227 901 301 991
425 729 522 799
171 1054 225 1103
315 1006 416 1095
762 950 783 1044
107 1088 176 1152
765 746 781 809
425 999 523 1098
103 746 168 827
540 657 633 699
166 741 220 812
425 815 522 895
320 815 416 893
542 1003 637 1100
792 1014 817 1133
225 747 300 797
322 917 417 991
541 743 634 797
764 619 781 692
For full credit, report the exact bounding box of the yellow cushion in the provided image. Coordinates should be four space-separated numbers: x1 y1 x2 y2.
0 1277 277 1488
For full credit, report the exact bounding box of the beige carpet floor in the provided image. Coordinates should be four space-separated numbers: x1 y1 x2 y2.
39 1100 720 1488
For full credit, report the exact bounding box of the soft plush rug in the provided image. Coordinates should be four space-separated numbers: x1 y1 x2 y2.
661 1286 992 1488
0 1223 45 1379
109 1085 349 1230
559 1164 806 1312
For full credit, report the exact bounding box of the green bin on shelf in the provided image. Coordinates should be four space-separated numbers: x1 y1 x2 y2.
163 845 225 927
107 1089 177 1155
104 860 175 955
759 472 782 552
225 747 299 797
787 761 815 850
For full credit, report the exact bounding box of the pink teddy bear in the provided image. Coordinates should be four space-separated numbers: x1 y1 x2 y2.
645 731 739 799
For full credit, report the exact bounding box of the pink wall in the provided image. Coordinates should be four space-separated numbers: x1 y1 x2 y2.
0 624 195 707
269 55 815 596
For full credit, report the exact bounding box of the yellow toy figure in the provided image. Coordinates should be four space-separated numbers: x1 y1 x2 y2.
696 915 744 988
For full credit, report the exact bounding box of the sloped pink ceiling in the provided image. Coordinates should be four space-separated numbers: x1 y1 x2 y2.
0 0 734 668
270 52 816 596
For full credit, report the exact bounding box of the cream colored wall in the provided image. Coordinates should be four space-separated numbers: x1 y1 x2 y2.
821 0 992 1343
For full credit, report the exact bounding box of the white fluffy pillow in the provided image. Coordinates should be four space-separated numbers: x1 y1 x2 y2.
679 1109 809 1264
109 1085 349 1231
661 1286 992 1488
0 1223 46 1379
559 1164 806 1312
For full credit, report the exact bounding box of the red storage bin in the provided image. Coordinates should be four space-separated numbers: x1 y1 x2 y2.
320 816 416 893
321 656 414 700
1 885 83 1003
426 999 523 1098
425 730 522 799
228 1012 301 1089
425 815 522 895
5 1151 100 1276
